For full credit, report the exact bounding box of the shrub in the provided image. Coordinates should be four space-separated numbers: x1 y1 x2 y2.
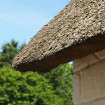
0 66 64 105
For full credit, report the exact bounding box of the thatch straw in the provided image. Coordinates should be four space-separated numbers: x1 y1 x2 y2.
13 0 105 72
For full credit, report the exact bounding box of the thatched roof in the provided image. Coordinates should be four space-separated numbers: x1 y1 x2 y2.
13 0 105 72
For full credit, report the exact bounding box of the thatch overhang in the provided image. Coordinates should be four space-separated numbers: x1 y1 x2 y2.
12 0 105 72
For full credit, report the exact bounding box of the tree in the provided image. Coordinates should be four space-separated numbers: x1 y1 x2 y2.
45 64 73 105
0 66 64 105
0 40 25 67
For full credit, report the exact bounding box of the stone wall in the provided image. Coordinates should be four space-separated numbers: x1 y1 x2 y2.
73 49 105 105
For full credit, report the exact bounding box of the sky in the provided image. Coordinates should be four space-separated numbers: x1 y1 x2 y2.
0 0 69 49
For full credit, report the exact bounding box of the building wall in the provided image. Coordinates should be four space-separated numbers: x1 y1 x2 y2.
73 49 105 105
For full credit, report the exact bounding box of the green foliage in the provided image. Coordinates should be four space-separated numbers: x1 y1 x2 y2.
0 40 73 105
0 40 25 67
0 66 64 105
46 64 73 105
